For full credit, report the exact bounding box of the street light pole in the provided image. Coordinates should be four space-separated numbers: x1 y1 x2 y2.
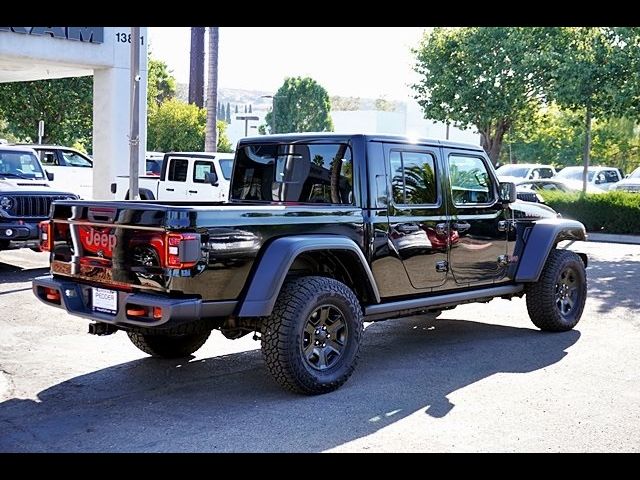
128 26 141 201
236 115 259 137
260 94 276 134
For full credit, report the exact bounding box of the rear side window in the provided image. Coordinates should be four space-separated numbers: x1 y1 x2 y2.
449 154 494 205
603 170 619 183
39 150 59 166
540 168 554 179
61 151 92 167
389 150 438 205
167 158 188 182
231 143 353 204
219 159 233 180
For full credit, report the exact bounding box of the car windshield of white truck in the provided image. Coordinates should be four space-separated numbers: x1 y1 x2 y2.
232 143 353 204
0 150 45 179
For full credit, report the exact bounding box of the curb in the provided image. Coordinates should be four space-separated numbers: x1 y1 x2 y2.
586 233 640 245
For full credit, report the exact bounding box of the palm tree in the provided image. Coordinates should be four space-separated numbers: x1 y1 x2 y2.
188 27 205 108
205 27 219 152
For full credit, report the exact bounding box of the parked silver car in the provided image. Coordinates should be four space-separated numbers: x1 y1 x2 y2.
611 167 640 192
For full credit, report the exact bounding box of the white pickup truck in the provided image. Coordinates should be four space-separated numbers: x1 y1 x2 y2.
110 152 234 201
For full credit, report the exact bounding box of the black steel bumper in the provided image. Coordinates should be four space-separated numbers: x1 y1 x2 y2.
32 275 237 328
0 220 40 248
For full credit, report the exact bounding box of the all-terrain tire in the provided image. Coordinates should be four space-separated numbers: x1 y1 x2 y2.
127 327 211 358
261 276 363 395
526 249 587 332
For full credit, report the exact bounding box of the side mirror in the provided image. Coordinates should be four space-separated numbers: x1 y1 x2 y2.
204 171 219 187
499 182 517 204
46 170 54 181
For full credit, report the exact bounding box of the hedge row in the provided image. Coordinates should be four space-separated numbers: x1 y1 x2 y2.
541 190 640 234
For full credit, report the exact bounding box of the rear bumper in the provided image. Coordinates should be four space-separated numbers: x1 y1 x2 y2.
32 275 237 328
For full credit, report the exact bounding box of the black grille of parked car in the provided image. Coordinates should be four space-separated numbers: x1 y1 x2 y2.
516 191 539 203
1 195 74 218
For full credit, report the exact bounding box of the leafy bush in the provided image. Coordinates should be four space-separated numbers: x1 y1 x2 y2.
542 190 640 234
147 99 233 153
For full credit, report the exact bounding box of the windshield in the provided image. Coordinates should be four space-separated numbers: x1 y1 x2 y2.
556 167 595 182
496 165 530 178
231 143 353 204
629 167 640 179
0 150 45 179
219 159 233 180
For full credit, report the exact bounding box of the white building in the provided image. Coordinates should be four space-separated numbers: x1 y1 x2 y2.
332 98 481 145
0 27 148 199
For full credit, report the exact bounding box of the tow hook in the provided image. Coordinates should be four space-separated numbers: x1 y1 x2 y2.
88 322 118 336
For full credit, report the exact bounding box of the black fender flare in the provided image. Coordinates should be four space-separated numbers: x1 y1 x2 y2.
238 235 381 317
515 218 587 283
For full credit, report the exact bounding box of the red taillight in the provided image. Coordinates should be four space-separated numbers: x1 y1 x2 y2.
39 221 53 252
126 305 148 317
44 287 61 303
165 232 199 269
153 307 163 320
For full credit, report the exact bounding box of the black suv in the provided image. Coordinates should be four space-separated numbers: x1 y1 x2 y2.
34 134 588 394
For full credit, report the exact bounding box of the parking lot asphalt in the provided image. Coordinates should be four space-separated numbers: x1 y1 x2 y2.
0 242 638 452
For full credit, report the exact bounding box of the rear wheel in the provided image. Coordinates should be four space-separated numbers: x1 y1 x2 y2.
261 276 363 395
526 250 587 332
127 329 211 358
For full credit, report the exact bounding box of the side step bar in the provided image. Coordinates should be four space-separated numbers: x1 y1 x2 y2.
364 284 524 319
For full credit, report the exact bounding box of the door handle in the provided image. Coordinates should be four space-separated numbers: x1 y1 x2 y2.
188 190 198 194
452 221 471 232
165 188 175 192
396 223 420 234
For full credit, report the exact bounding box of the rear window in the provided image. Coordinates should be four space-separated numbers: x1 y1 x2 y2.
231 143 353 204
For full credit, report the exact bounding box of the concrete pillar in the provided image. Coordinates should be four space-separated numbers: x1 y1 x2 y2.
91 27 147 200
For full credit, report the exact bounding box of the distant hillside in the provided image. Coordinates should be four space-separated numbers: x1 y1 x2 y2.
175 84 407 114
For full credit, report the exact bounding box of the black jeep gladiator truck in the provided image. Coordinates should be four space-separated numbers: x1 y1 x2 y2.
33 134 588 395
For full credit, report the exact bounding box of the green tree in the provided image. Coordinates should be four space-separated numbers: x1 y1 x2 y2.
331 96 360 111
216 120 233 153
147 58 176 112
263 76 333 134
374 96 396 112
0 76 92 146
547 27 629 192
412 27 552 165
226 102 231 123
147 98 231 153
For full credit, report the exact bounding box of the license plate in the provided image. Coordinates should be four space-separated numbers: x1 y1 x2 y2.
92 288 118 315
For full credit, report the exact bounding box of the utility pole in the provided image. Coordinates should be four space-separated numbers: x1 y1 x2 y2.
188 27 205 107
236 115 259 137
128 26 141 201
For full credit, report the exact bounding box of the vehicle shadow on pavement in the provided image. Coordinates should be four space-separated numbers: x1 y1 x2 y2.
0 318 580 452
586 259 640 314
0 262 48 285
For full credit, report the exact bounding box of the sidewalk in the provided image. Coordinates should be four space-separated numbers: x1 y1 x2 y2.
587 232 640 245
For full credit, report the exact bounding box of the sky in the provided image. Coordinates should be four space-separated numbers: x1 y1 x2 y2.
147 27 429 102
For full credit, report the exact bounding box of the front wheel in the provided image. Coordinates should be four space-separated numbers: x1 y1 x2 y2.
526 250 587 332
261 276 363 395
